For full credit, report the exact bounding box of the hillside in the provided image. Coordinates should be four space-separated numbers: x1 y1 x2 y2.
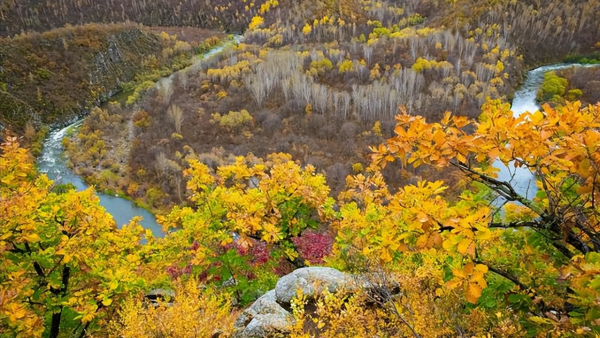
0 23 222 136
0 0 251 37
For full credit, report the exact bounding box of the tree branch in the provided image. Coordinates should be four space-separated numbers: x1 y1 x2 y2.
476 260 529 291
452 161 543 215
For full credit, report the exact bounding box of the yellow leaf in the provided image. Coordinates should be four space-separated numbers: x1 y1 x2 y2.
23 233 41 243
441 111 451 125
466 242 476 257
82 312 95 323
474 264 488 274
577 184 593 195
452 267 466 279
540 130 553 140
433 129 445 146
532 110 545 122
488 148 500 159
285 248 299 260
466 282 482 303
102 298 113 306
220 236 233 246
12 307 26 320
457 238 472 255
528 316 552 325
380 249 392 262
463 262 474 274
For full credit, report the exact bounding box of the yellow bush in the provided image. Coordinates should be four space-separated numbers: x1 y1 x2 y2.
110 279 236 338
412 57 434 72
216 89 228 100
338 59 353 73
218 110 253 131
302 23 312 36
288 288 402 338
248 16 264 30
372 120 382 136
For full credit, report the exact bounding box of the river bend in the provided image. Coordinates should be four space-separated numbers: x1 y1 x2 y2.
38 37 241 237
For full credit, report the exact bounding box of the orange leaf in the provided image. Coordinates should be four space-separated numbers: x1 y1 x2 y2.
466 282 483 303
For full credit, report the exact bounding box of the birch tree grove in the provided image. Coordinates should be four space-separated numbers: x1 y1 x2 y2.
244 51 303 108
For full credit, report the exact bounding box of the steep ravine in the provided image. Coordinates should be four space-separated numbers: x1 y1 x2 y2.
0 24 185 132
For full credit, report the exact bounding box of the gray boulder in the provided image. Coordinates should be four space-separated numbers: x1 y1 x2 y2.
233 267 357 337
275 267 355 304
233 290 292 338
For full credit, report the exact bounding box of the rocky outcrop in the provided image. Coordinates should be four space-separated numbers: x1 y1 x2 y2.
233 290 292 338
275 267 356 303
234 267 357 338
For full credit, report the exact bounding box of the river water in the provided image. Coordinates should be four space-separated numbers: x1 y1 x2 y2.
495 63 600 201
38 122 164 235
37 36 241 237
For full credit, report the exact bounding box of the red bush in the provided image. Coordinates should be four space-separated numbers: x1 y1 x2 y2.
292 230 333 265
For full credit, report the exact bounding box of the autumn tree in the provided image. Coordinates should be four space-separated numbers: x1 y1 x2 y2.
0 138 149 338
358 100 600 335
155 153 335 302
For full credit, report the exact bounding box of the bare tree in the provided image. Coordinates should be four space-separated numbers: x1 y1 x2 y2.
363 45 373 65
155 152 168 178
167 104 184 134
156 78 173 104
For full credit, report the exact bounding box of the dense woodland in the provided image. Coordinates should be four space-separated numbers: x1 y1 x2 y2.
2 0 600 337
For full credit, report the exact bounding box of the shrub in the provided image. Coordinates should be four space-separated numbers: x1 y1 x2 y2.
537 71 567 103
352 163 364 173
218 110 253 131
133 110 151 128
292 230 333 265
338 59 354 73
565 88 583 101
111 280 236 338
126 81 155 106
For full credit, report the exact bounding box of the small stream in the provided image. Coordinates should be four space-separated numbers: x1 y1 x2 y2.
495 63 600 200
37 36 242 237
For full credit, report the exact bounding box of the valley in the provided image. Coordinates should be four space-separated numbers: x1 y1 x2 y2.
2 0 600 337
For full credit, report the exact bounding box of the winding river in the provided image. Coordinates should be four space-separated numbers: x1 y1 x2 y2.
38 123 164 235
38 36 242 237
495 63 600 201
38 48 596 234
